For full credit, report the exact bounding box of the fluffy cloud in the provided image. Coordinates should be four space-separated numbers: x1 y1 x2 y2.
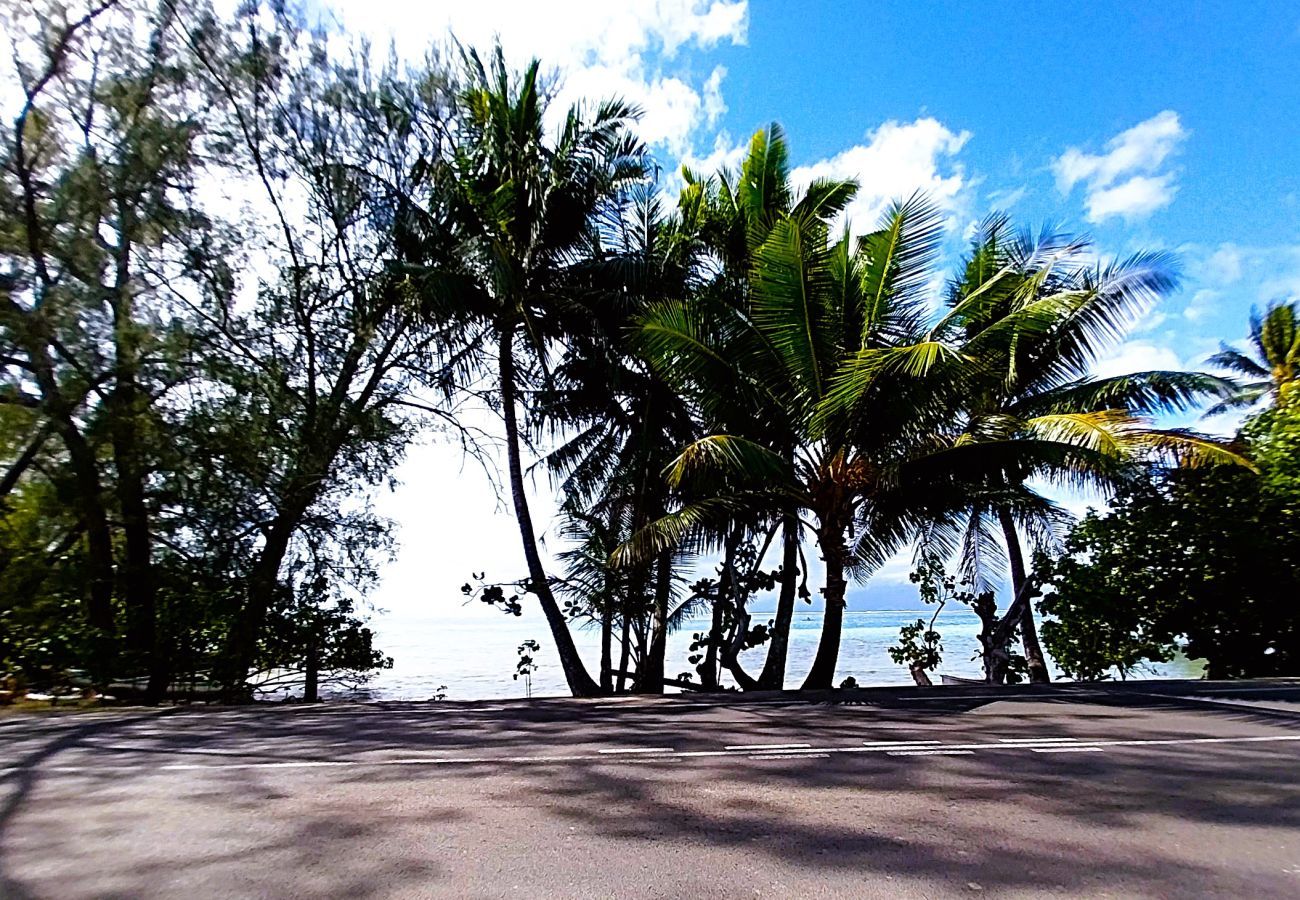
1053 110 1188 223
1091 341 1184 378
791 117 973 234
318 0 748 156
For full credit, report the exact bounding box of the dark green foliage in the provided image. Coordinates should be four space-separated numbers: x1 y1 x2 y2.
1040 396 1300 679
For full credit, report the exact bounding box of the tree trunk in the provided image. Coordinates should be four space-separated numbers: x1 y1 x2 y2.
802 522 847 690
998 509 1050 684
700 595 723 690
110 237 166 702
639 552 672 693
757 512 799 690
221 516 297 696
616 610 631 692
26 343 116 642
599 605 613 692
498 329 600 697
304 627 321 703
909 664 933 687
59 421 117 639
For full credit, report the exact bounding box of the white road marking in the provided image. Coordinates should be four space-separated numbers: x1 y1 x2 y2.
1032 746 1105 753
724 742 812 751
995 737 1081 744
749 752 830 760
10 733 1300 777
861 739 943 747
596 747 675 755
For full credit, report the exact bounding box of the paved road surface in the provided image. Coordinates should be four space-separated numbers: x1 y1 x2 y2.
3 680 1300 898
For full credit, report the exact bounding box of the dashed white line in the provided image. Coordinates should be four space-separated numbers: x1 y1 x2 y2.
725 742 812 751
1032 746 1105 753
861 739 943 747
11 733 1300 777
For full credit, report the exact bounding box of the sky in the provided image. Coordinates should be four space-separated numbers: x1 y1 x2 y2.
302 0 1300 622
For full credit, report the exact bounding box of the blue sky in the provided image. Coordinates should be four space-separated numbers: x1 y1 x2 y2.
709 1 1300 390
319 1 1300 620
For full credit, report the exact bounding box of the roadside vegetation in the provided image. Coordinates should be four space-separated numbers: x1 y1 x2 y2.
2 0 1293 705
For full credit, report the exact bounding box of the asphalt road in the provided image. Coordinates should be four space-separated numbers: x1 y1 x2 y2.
3 679 1300 899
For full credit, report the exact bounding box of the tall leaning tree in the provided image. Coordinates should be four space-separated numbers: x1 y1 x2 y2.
407 48 647 696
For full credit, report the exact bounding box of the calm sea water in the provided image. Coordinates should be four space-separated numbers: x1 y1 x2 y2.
343 606 1202 701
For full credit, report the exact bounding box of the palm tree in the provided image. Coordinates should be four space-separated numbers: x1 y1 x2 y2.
930 215 1238 681
631 193 1240 690
535 187 701 691
1208 300 1299 411
652 124 857 689
629 194 972 689
408 48 647 696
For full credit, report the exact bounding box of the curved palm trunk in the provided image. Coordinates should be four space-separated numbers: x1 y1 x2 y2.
757 513 800 689
997 509 1050 684
802 522 847 690
499 329 601 697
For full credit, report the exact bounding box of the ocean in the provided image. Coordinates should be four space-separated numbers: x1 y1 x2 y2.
341 606 1202 701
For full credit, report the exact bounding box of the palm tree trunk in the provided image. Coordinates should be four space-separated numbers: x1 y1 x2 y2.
758 513 799 689
616 610 631 692
639 552 672 693
599 605 613 692
498 329 601 697
802 522 847 690
997 509 1050 684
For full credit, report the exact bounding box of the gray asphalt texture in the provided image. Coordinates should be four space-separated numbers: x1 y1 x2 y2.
3 679 1300 899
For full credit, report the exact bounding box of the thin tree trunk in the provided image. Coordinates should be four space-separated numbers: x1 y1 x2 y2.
0 421 54 501
997 508 1050 684
304 625 320 703
700 595 723 690
599 605 613 692
757 512 799 690
639 552 672 693
616 610 631 693
498 329 600 697
802 522 847 690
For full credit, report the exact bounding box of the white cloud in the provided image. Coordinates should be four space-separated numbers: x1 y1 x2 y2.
679 131 748 178
1053 110 1188 223
791 117 973 234
1091 341 1183 378
1083 173 1178 222
319 0 748 156
1183 288 1221 323
1201 244 1245 285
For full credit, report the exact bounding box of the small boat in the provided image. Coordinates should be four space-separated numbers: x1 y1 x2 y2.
939 673 985 686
